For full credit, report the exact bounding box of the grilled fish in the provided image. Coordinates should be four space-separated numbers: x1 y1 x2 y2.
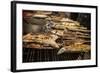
57 43 90 55
23 33 59 48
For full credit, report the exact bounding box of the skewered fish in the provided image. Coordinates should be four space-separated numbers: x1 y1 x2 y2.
57 43 90 55
23 33 59 48
23 43 55 49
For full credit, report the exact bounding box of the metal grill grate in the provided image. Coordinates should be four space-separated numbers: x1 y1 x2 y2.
23 48 90 63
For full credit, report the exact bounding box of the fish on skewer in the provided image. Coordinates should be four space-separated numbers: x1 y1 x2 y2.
23 33 59 48
57 43 90 55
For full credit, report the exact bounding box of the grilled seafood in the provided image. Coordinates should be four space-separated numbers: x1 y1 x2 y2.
57 43 90 55
23 33 59 48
